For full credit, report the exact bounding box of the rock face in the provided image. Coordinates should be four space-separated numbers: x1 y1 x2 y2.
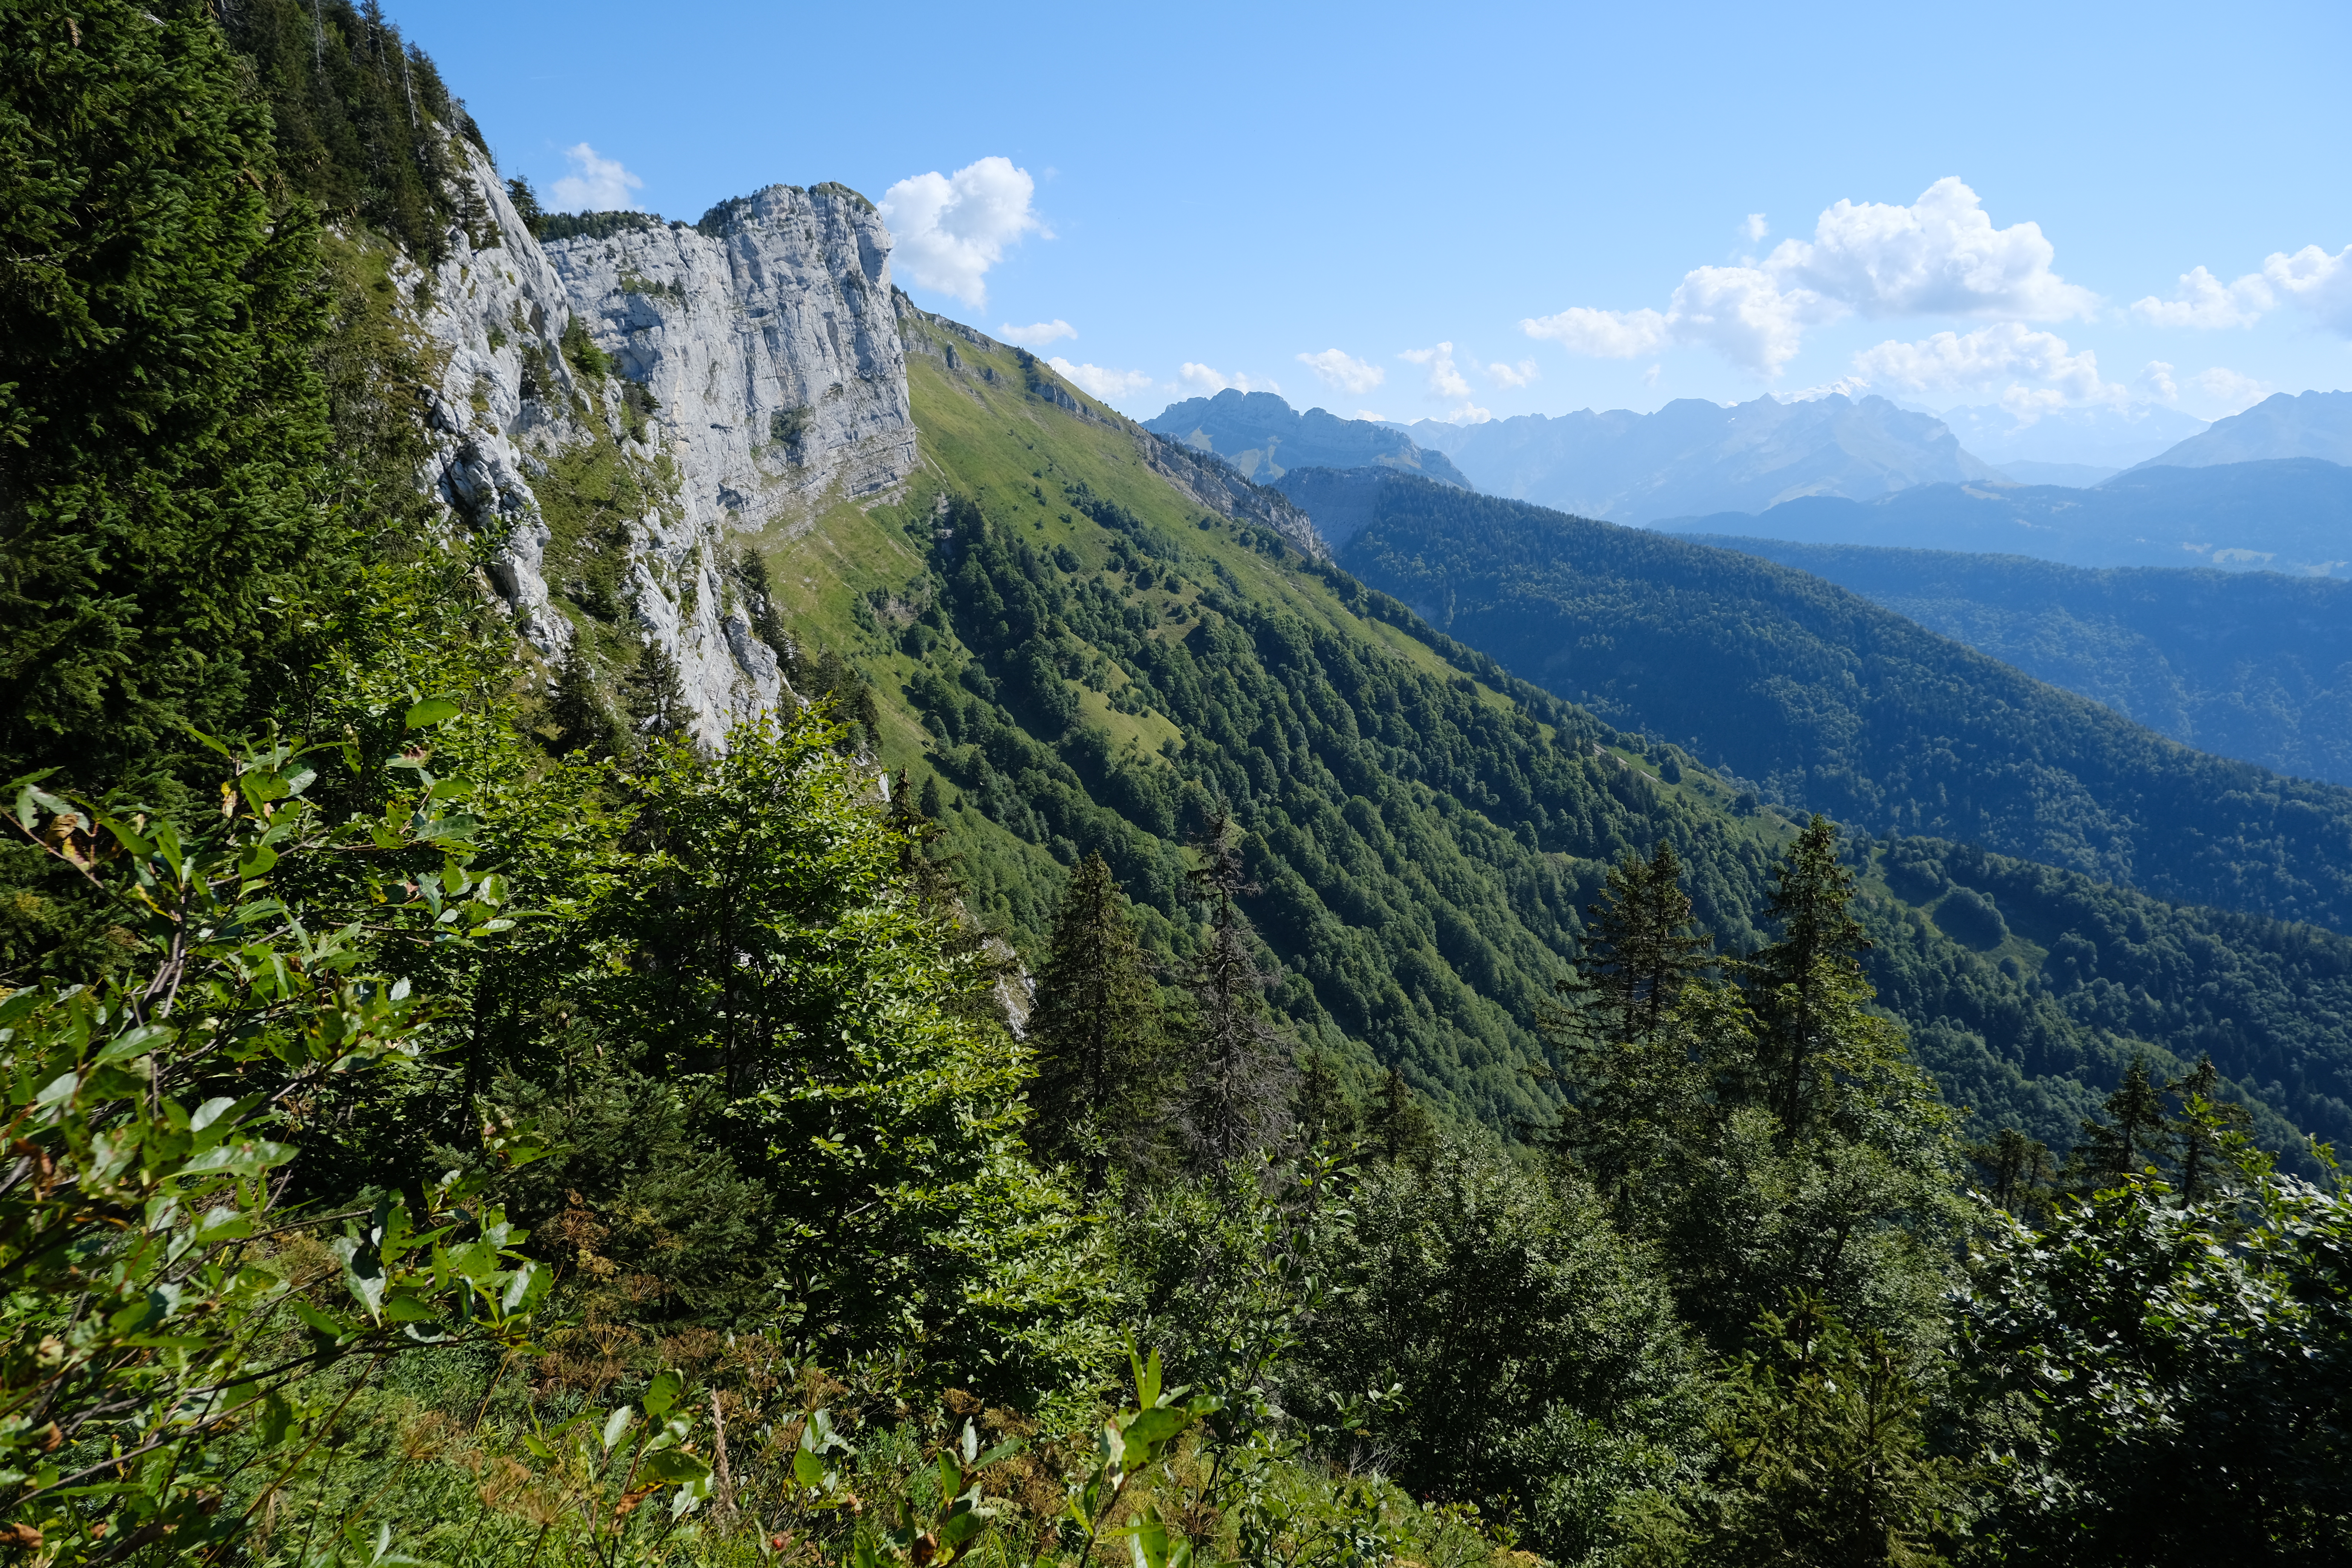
543 184 916 528
394 143 918 747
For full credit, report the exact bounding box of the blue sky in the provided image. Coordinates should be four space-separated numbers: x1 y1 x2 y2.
398 0 2352 429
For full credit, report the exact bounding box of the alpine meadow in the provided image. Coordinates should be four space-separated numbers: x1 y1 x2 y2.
6 5 2352 1568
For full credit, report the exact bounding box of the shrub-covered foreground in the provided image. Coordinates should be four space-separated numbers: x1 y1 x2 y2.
9 5 2352 1563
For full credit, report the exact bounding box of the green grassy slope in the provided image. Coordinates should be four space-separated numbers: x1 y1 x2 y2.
719 312 2344 1168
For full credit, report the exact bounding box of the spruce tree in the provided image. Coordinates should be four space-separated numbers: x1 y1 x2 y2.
2165 1054 2252 1204
624 640 694 750
2 0 337 793
1966 1126 2058 1224
1544 843 1712 1205
1746 815 1873 1138
1177 805 1295 1172
546 645 623 758
1028 852 1165 1189
1369 1066 1439 1168
2073 1056 2174 1190
1292 1050 1358 1151
1576 843 1715 1045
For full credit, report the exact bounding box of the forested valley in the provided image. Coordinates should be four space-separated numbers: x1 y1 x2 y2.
7 5 2352 1567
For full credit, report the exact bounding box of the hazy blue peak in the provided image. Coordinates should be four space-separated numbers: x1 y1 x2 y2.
1400 391 1997 524
1140 390 1472 487
2132 389 2352 471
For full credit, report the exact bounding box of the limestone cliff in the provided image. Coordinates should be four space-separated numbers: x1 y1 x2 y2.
394 142 917 747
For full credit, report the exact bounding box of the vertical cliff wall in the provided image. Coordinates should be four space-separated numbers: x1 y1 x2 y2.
392 141 917 747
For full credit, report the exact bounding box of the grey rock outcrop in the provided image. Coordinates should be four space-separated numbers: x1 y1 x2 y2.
543 184 916 530
390 142 918 748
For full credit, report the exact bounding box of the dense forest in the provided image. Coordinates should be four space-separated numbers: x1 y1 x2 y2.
1316 469 2352 932
8 5 2352 1567
1690 537 2352 788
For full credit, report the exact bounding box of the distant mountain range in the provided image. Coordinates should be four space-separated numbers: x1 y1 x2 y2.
1686 537 2352 787
1145 384 2352 560
1402 394 2002 521
1652 459 2352 576
2125 388 2352 471
1141 389 1471 487
1936 401 2209 474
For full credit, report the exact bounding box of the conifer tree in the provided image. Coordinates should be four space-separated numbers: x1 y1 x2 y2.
1746 815 1874 1138
546 645 623 758
1544 844 1713 1205
1966 1126 2059 1225
1369 1067 1439 1168
1028 852 1165 1189
1576 843 1715 1045
2166 1054 2254 1205
1177 805 1295 1172
625 640 694 750
2073 1056 2173 1190
1291 1050 1358 1150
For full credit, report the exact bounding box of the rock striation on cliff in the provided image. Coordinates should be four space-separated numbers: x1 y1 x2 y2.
389 142 919 746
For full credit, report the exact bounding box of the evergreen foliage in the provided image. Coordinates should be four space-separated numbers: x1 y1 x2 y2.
1029 851 1170 1187
1176 806 1297 1170
216 0 484 262
1336 475 2352 934
1 0 336 793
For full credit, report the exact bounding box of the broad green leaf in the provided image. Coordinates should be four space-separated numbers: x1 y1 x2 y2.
404 697 461 729
793 1449 824 1488
602 1405 634 1452
645 1369 684 1416
639 1449 710 1485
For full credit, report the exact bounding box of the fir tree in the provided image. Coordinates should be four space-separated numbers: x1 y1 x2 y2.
2166 1054 2253 1204
1746 815 1873 1138
1369 1067 1439 1168
1575 843 1715 1046
546 645 623 758
2073 1056 2174 1190
1966 1126 2058 1225
1544 844 1713 1206
1177 805 1295 1172
1292 1050 1358 1151
1028 853 1165 1190
624 640 694 750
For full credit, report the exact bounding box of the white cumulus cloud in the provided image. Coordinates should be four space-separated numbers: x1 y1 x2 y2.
2139 360 2180 401
1742 213 1770 243
2264 243 2352 333
1522 306 1672 359
1179 363 1278 395
1525 178 2093 377
1772 178 2096 320
2132 266 2274 329
879 156 1041 308
1848 322 2125 423
1296 348 1386 394
1001 318 1076 347
1355 409 1387 421
1048 358 1153 401
549 143 643 212
1483 357 1540 388
1400 342 1473 400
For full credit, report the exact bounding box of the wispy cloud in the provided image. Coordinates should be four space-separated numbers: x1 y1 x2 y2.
1001 318 1076 347
1296 348 1385 394
549 143 643 211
